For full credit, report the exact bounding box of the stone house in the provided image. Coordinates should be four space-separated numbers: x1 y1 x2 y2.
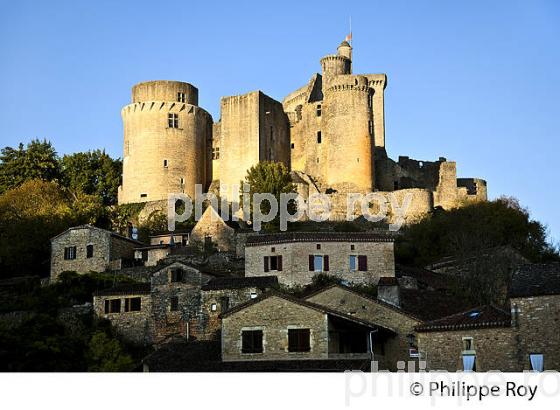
190 206 239 253
244 232 395 286
200 276 279 339
133 244 170 267
416 263 560 372
220 291 396 363
92 262 278 345
149 231 191 247
50 225 143 282
93 283 152 345
304 283 422 370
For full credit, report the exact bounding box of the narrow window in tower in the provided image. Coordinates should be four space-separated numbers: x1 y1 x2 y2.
177 92 186 103
291 143 295 149
316 104 322 116
163 159 168 168
168 113 179 128
180 177 184 185
317 131 322 144
368 120 373 136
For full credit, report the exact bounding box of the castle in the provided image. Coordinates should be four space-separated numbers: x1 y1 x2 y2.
118 40 487 220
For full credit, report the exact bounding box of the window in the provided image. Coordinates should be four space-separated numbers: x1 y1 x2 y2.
212 147 220 160
309 255 329 272
263 255 282 272
462 337 474 352
368 120 373 135
86 244 94 258
241 330 263 353
350 244 355 251
317 131 322 143
291 143 294 149
349 255 357 271
168 113 179 128
140 193 147 198
250 292 258 299
357 255 368 271
288 329 311 352
64 246 76 260
530 354 544 372
271 247 275 253
462 355 476 371
170 268 185 282
124 297 141 312
104 299 121 314
170 296 179 311
220 296 230 311
210 303 217 312
180 177 184 185
316 244 321 250
177 92 186 103
316 104 322 117
163 159 168 167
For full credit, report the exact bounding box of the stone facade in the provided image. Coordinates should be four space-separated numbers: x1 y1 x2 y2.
117 41 487 224
511 294 560 371
244 233 395 286
93 285 152 345
50 225 141 281
305 285 421 370
221 294 330 361
119 80 213 203
190 206 237 252
417 327 519 371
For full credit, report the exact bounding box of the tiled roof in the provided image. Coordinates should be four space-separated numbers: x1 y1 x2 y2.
396 265 456 291
245 231 394 246
201 275 279 291
509 263 560 298
399 288 474 322
50 224 145 245
415 305 511 332
220 290 396 334
93 283 151 296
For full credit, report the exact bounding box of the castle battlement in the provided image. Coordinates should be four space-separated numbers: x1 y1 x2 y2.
118 40 487 219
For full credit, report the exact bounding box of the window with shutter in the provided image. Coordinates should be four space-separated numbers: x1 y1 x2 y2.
277 255 283 271
309 255 314 271
288 329 311 352
358 255 368 271
241 330 263 353
264 256 269 272
324 255 329 271
104 300 109 314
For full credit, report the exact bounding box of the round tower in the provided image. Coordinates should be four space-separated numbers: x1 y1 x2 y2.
322 75 373 193
119 80 212 204
320 40 352 81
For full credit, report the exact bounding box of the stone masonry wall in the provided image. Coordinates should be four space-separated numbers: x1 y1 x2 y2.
93 293 153 346
222 295 328 361
513 294 560 371
417 327 519 371
51 227 111 281
306 286 421 370
245 240 395 287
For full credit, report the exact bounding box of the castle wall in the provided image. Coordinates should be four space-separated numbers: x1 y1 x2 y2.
219 91 289 201
119 81 212 204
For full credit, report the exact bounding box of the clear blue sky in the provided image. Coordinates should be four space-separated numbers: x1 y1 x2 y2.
1 0 559 244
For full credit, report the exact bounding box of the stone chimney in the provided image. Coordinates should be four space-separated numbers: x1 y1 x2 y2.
377 277 400 307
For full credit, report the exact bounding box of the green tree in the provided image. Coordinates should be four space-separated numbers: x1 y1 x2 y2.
86 331 135 371
242 161 296 231
0 180 104 277
0 139 60 194
60 150 122 205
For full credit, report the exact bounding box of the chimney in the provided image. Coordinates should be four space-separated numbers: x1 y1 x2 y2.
377 277 400 307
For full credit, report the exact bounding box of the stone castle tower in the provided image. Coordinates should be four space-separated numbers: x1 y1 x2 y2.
118 41 487 219
118 80 212 204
